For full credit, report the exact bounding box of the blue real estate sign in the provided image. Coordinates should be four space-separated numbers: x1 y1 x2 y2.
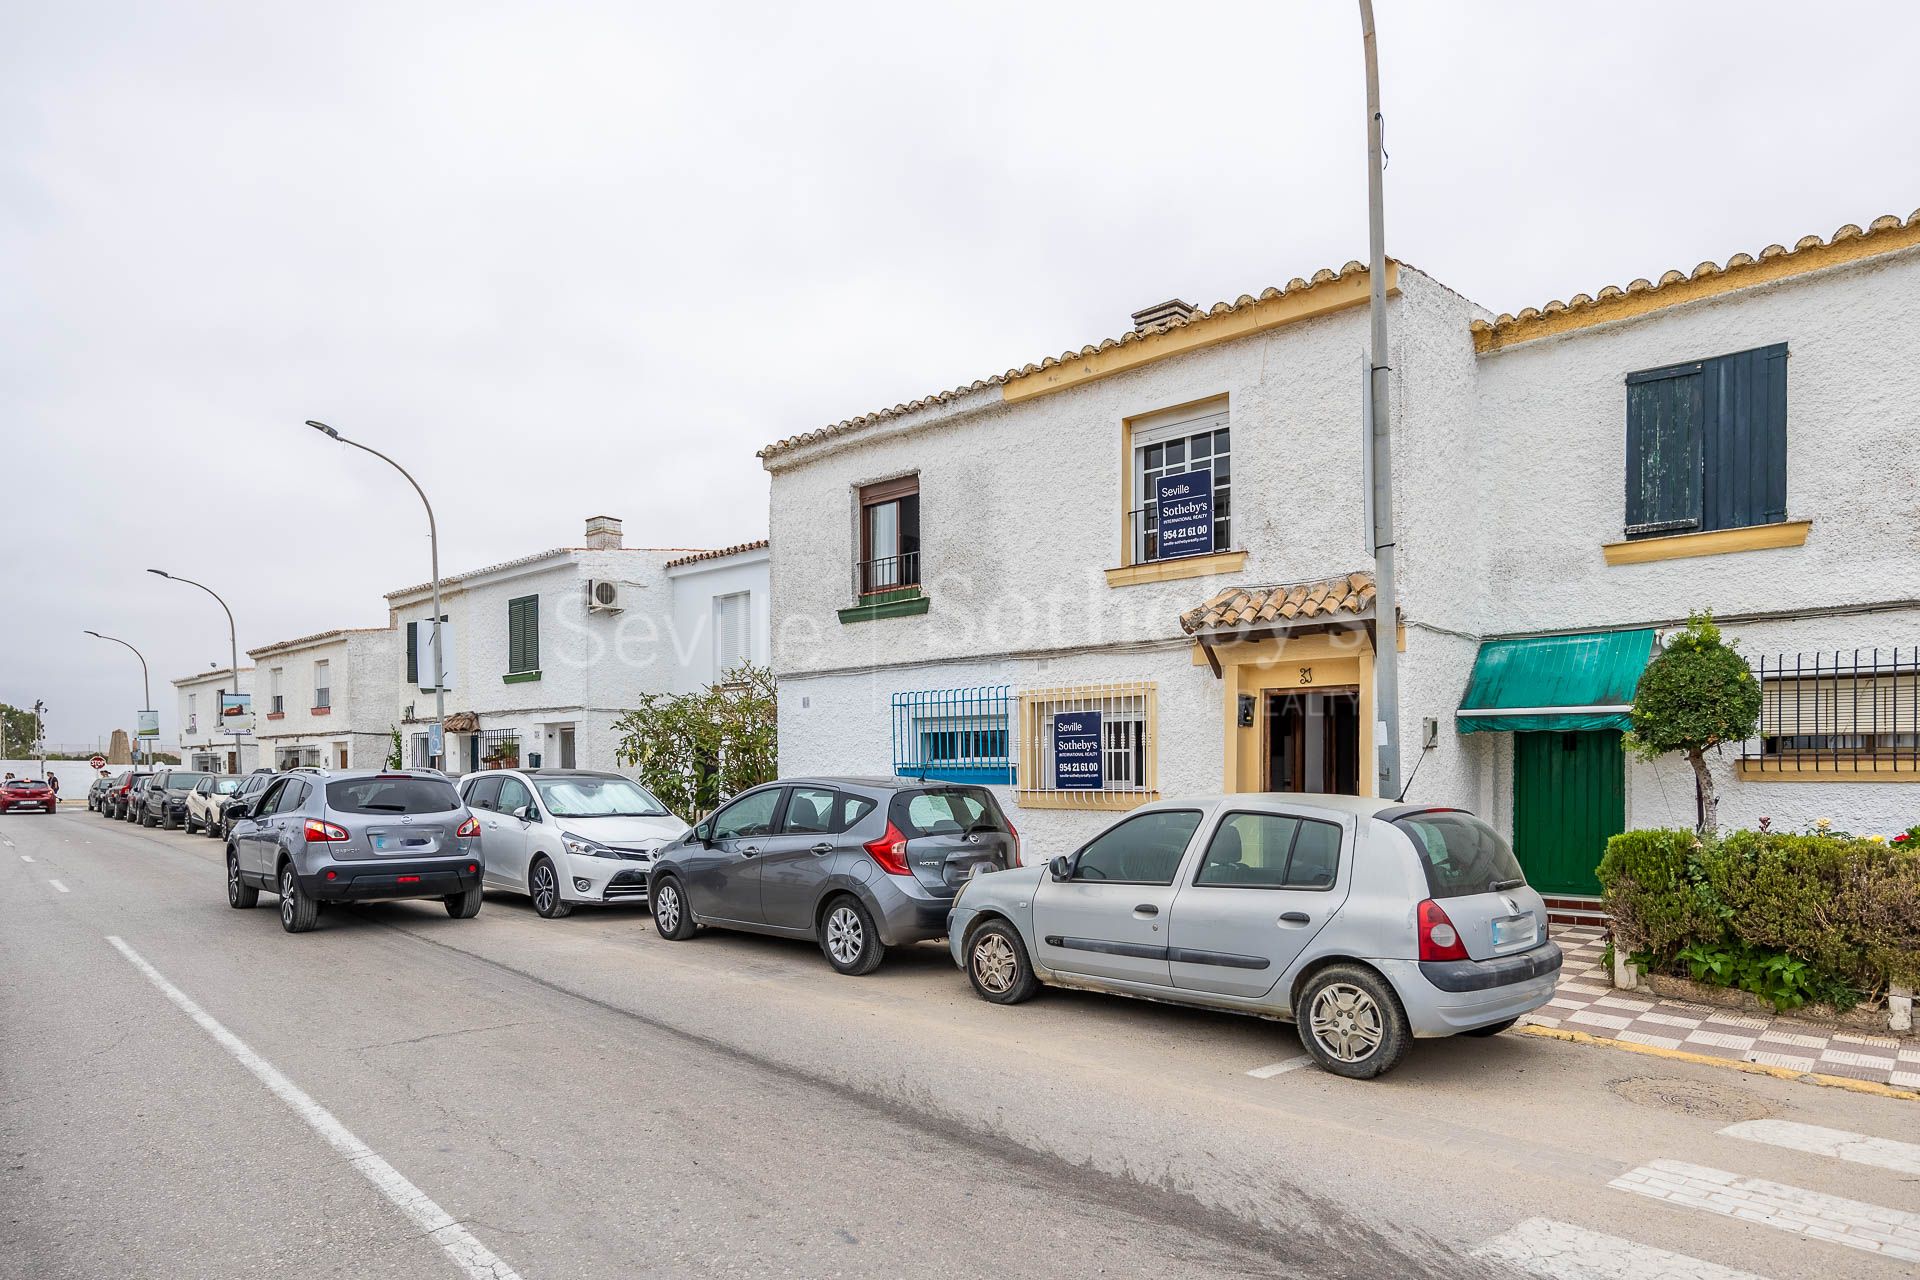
1156 469 1214 559
1053 711 1103 790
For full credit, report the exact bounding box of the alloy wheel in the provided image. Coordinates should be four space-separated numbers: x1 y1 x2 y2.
971 933 1017 994
532 862 556 916
1308 982 1384 1062
227 855 241 906
825 906 864 966
655 884 681 933
280 868 296 928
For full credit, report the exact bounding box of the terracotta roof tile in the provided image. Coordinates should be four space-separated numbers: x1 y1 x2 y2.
663 540 770 569
1179 572 1375 636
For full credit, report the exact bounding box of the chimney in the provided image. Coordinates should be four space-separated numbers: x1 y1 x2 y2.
1130 298 1200 332
584 515 623 550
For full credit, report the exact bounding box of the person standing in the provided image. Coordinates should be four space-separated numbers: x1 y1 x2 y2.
46 773 60 806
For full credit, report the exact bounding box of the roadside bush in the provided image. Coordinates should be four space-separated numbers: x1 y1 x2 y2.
1598 826 1920 1007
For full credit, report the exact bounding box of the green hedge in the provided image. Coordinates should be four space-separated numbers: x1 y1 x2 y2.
1598 828 1920 999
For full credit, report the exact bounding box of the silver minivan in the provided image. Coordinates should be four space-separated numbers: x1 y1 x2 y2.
947 795 1561 1078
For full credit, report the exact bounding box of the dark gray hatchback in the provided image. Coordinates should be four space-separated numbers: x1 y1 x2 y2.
648 777 1018 974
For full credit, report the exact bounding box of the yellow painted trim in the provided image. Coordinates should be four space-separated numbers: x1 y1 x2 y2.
1208 632 1378 797
1602 520 1810 566
1516 1025 1920 1102
1474 220 1920 353
1004 265 1397 403
1736 758 1920 783
1015 681 1160 812
1105 550 1247 588
1013 790 1159 812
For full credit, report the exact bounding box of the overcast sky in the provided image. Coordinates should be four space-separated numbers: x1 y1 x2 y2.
3 0 1915 750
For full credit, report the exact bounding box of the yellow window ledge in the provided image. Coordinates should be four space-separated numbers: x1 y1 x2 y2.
1736 759 1920 783
1105 550 1246 588
1602 520 1810 566
1014 790 1160 812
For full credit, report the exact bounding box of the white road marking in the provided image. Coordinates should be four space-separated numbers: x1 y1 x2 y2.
20 854 33 862
1612 1159 1920 1264
1246 1055 1312 1078
48 879 69 893
1474 1217 1768 1279
105 936 525 1280
1721 1119 1920 1176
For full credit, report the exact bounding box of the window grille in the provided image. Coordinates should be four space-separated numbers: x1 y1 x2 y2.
1744 650 1920 774
891 686 1014 784
313 660 331 710
1017 681 1158 809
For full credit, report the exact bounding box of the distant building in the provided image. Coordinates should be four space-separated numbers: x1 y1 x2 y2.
172 666 259 773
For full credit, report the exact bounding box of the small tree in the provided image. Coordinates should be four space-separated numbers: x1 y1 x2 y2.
613 664 777 822
386 726 405 770
1625 613 1761 834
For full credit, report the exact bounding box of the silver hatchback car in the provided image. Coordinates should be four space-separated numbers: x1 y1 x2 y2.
947 795 1561 1079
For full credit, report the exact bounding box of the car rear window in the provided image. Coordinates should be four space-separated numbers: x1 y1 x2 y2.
325 777 460 815
890 787 1007 838
1392 811 1527 899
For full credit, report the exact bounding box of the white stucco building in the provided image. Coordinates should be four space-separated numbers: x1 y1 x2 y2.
172 665 260 773
246 627 400 770
763 209 1920 914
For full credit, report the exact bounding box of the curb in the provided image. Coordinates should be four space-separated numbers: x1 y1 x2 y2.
1517 1024 1920 1103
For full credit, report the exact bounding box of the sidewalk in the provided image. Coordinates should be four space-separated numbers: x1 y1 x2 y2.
1521 925 1920 1092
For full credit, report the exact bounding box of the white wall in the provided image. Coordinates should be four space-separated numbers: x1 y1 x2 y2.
666 549 772 693
1 760 114 801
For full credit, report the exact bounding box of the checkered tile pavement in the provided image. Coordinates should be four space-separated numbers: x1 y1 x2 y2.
1522 925 1920 1089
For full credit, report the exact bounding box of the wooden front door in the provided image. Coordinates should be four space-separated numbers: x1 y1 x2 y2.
1512 730 1624 897
1266 687 1360 795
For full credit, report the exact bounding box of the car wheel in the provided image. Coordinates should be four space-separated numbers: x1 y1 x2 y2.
1462 1017 1520 1038
818 895 886 976
650 875 696 940
161 810 176 831
227 850 259 909
184 814 198 833
1297 964 1411 1080
444 885 484 919
529 857 573 919
141 810 157 828
279 864 319 933
965 919 1039 1005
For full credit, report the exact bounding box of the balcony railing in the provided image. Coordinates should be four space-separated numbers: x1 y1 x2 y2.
856 551 920 597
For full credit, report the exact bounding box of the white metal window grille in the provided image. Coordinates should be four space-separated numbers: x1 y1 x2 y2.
410 733 431 768
1017 681 1158 807
313 660 331 710
1132 401 1230 564
713 592 750 676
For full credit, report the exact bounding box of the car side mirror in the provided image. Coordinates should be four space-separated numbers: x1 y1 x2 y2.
513 804 537 824
230 801 252 819
695 821 713 846
1048 855 1073 881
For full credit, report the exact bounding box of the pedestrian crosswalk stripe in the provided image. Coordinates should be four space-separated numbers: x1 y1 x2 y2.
1612 1159 1920 1264
1473 1217 1767 1280
1721 1118 1920 1176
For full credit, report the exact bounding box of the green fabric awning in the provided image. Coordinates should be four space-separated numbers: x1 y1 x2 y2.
1456 629 1655 733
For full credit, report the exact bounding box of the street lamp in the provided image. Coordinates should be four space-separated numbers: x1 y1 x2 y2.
149 569 246 774
85 629 151 767
305 420 444 768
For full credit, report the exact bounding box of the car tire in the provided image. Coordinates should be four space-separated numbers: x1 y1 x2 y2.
279 863 319 933
818 895 886 976
141 809 157 828
1296 964 1412 1080
1462 1017 1520 1038
444 885 484 919
529 857 573 919
184 814 198 833
650 875 696 940
228 850 259 909
964 918 1040 1005
161 810 176 831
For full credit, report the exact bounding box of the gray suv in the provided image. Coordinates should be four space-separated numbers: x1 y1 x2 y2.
648 777 1017 974
224 768 482 933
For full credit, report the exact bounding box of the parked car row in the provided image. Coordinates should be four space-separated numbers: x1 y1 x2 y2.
115 761 1564 1080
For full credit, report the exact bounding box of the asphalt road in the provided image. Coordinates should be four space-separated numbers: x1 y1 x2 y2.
4 809 1916 1279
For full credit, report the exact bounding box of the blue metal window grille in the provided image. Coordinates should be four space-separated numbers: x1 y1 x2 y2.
892 686 1015 785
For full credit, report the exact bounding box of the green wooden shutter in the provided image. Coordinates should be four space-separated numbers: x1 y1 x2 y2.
405 622 418 685
1513 730 1624 897
507 596 538 673
1624 361 1703 536
1701 343 1788 531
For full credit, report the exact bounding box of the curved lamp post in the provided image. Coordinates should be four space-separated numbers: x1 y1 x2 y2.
148 569 246 773
85 629 151 766
305 420 444 767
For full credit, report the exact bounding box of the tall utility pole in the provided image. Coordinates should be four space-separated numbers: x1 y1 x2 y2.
1360 0 1402 799
149 570 246 773
306 421 444 769
85 630 151 767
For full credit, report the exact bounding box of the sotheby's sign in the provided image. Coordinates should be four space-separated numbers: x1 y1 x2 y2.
1156 469 1214 559
1053 711 1103 790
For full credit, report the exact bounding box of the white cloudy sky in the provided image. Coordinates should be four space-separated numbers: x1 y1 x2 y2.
3 0 1916 749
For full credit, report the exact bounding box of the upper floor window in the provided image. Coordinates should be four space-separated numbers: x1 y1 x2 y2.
713 592 750 674
313 660 330 710
269 667 284 714
187 693 197 733
1130 399 1230 563
857 474 919 596
1625 343 1786 538
507 596 540 674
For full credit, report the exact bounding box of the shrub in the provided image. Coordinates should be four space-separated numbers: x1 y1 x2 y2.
1595 829 1720 955
1623 614 1761 834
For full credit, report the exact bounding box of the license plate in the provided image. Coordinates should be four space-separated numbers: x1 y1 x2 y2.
1491 915 1536 948
373 834 429 852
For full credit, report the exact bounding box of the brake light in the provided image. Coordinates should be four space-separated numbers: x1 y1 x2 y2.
397 875 420 884
303 818 349 843
1418 899 1468 961
1007 817 1022 866
456 816 479 839
862 822 911 876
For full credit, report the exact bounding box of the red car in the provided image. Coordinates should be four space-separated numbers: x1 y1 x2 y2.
0 778 58 814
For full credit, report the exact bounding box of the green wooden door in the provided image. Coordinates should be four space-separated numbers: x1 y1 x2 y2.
1512 730 1624 897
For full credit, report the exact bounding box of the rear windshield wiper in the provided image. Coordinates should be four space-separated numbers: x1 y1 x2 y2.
1490 877 1526 892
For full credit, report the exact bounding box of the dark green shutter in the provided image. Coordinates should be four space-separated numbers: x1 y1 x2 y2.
1624 361 1703 536
406 622 418 685
1701 342 1788 531
1513 730 1624 897
507 596 538 673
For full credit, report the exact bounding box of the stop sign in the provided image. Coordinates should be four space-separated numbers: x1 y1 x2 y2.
88 753 107 770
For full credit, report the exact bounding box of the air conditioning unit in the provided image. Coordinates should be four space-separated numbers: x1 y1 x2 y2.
586 579 623 614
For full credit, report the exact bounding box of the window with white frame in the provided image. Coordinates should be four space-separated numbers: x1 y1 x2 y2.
187 693 197 734
1017 681 1157 806
713 592 750 676
1130 399 1230 564
313 660 331 710
270 667 284 714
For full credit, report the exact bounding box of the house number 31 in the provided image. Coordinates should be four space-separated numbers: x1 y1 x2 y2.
1299 666 1313 685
